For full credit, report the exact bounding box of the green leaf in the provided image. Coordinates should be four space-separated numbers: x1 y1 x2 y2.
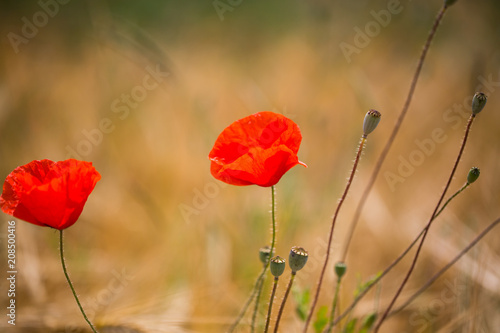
313 305 329 333
293 286 310 321
359 312 377 333
342 318 358 333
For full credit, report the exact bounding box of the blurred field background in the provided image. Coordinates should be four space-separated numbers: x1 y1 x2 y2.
0 0 499 332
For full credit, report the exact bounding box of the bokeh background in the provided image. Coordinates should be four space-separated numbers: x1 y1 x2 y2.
0 0 499 332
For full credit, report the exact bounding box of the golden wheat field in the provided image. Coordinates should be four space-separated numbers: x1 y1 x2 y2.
0 1 499 332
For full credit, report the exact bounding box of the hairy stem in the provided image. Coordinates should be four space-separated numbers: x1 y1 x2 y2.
264 277 279 333
274 272 296 333
304 137 366 332
229 185 277 332
329 173 473 328
374 114 476 332
340 4 448 263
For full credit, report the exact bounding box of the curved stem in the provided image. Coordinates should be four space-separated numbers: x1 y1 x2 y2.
304 136 366 332
340 5 448 263
264 277 279 333
389 216 500 316
373 114 475 332
59 230 98 333
274 272 296 333
435 183 469 218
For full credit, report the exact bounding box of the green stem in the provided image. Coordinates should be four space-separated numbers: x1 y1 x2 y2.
251 275 265 332
264 277 279 333
324 277 342 333
251 185 277 331
435 183 469 218
59 230 98 333
227 268 265 332
274 272 296 333
269 185 277 268
230 185 277 332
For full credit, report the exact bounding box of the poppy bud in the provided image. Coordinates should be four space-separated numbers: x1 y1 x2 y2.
289 246 308 272
362 109 382 138
444 0 458 7
467 167 480 184
270 256 286 277
334 262 347 279
471 92 487 115
259 246 273 264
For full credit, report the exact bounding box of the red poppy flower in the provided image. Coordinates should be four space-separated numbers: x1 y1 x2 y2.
209 111 306 187
0 159 101 230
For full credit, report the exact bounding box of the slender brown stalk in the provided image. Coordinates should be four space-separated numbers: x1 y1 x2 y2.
264 277 279 333
340 4 448 263
59 230 98 333
373 114 476 332
389 216 500 316
303 137 366 332
329 175 474 328
274 272 296 333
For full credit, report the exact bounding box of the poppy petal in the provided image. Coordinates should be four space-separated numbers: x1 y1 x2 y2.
209 111 305 187
0 159 101 229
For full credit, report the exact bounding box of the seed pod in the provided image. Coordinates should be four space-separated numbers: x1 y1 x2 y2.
471 92 487 115
289 246 309 272
259 246 273 265
444 0 458 8
270 256 286 277
334 262 347 279
467 167 480 184
362 109 382 138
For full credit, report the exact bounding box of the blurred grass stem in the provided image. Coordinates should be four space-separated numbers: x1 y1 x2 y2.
340 4 449 263
373 113 476 332
329 172 474 328
251 276 265 332
324 275 343 333
390 216 500 316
